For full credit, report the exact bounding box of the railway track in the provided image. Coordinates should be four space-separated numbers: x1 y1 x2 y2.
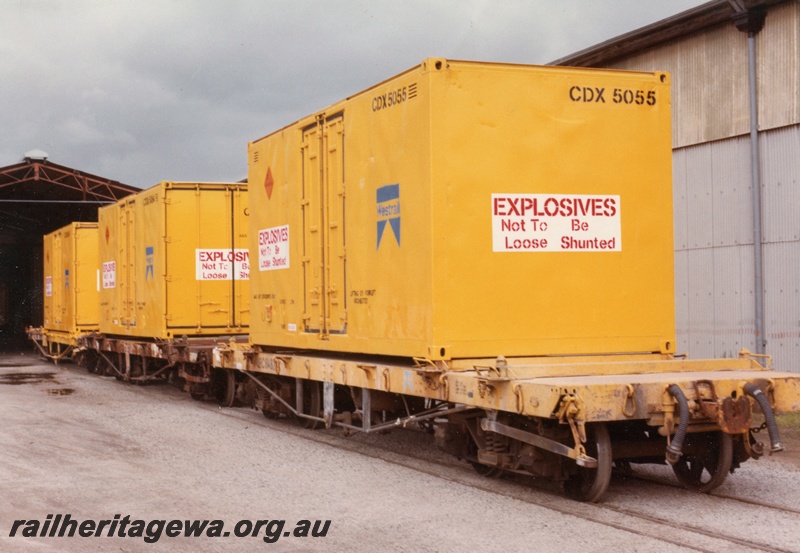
198 400 800 553
630 471 800 516
17 361 794 552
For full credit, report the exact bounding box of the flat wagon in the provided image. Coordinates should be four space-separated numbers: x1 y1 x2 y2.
28 222 99 362
78 181 249 395
211 59 800 501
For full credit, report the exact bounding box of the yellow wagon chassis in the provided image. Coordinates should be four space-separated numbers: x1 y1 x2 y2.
212 343 800 501
26 327 78 363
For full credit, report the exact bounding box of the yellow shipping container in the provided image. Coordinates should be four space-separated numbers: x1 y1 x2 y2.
42 222 100 338
98 181 249 338
248 59 674 360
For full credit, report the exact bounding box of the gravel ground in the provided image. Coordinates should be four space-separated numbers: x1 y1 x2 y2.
1 352 798 553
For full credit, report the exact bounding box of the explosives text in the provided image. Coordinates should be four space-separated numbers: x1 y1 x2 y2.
196 249 250 280
258 225 290 271
492 193 621 252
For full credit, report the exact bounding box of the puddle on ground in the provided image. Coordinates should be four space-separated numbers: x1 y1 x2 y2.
45 388 74 396
0 372 57 385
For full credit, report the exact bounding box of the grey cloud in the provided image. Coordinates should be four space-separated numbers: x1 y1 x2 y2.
1 0 706 186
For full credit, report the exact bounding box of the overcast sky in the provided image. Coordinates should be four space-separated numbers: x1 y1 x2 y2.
2 0 707 188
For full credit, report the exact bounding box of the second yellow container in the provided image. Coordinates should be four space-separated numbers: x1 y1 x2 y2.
98 181 249 338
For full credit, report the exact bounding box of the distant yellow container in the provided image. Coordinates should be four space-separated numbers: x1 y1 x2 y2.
43 222 99 338
248 59 675 360
98 181 249 338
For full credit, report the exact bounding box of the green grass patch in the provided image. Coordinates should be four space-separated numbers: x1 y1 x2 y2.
776 412 800 430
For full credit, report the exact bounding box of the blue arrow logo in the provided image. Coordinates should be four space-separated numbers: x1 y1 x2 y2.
376 183 400 249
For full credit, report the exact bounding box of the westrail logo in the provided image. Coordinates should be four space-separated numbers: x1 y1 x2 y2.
145 246 154 280
376 184 400 249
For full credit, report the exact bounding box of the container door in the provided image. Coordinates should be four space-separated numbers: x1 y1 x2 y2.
43 234 54 327
62 228 75 330
324 115 346 333
52 231 64 327
74 227 99 329
121 201 136 329
301 113 346 336
166 185 241 332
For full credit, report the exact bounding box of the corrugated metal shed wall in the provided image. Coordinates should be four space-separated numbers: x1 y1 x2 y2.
673 137 757 360
759 2 800 131
761 126 800 366
610 1 799 147
598 1 800 371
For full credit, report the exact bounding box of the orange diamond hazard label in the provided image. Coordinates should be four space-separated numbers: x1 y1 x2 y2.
264 167 274 199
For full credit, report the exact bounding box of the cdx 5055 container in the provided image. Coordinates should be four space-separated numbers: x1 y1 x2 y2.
247 58 674 360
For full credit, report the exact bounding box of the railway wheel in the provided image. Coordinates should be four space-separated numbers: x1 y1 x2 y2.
299 380 323 430
564 422 612 502
213 369 236 408
671 431 732 493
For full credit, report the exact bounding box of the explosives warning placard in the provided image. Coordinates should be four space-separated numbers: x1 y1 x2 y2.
102 261 116 289
195 249 250 280
492 193 621 252
258 225 290 271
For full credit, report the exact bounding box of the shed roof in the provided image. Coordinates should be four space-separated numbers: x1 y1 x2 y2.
550 0 785 67
0 156 138 238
